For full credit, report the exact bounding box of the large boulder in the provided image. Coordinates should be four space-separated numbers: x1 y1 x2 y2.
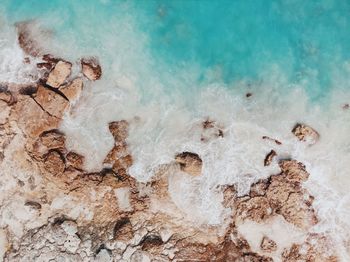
175 152 203 176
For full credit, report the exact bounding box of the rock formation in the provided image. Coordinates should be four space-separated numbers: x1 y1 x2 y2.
292 123 320 145
0 26 338 261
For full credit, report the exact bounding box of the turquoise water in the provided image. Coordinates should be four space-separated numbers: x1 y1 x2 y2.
2 0 350 98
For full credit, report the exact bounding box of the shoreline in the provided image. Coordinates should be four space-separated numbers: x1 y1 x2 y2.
0 20 348 261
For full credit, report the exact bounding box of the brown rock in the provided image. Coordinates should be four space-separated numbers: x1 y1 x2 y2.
236 196 272 222
34 85 68 118
40 130 66 150
46 60 72 88
66 152 84 170
292 124 320 145
43 150 65 174
264 150 277 166
59 78 83 101
108 120 129 142
175 152 203 176
249 180 269 198
279 192 318 230
279 160 309 182
81 57 102 81
13 95 60 138
260 236 277 252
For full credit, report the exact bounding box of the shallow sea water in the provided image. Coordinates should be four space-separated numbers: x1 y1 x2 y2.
1 0 350 260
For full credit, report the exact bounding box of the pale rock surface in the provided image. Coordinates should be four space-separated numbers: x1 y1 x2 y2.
292 123 320 145
46 60 72 88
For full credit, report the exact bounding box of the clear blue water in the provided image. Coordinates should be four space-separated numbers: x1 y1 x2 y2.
2 0 350 99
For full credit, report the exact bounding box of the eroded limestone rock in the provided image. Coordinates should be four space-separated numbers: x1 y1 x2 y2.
292 123 320 145
59 78 83 101
46 60 72 88
260 236 277 252
175 152 202 176
33 85 69 118
81 57 102 81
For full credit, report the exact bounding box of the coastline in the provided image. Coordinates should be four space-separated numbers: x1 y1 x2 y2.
0 20 347 261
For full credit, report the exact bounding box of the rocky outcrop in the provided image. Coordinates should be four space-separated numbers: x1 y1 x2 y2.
0 27 338 261
232 160 317 230
175 152 203 176
292 123 320 145
81 57 102 81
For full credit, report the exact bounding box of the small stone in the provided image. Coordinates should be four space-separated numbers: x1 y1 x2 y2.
81 57 102 81
264 150 277 166
292 124 319 145
175 152 203 176
59 78 83 101
46 60 72 88
260 236 277 252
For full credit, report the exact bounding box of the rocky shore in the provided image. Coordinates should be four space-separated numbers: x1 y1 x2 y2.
0 24 339 261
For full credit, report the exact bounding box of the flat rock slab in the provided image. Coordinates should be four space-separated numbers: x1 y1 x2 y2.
46 60 72 88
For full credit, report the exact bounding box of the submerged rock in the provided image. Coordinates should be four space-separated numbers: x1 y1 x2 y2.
81 57 102 81
292 124 320 145
261 236 277 252
175 152 203 176
46 60 72 88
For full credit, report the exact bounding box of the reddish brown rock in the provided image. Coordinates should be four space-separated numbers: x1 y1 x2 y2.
66 152 84 170
46 60 72 88
292 123 320 145
59 78 83 101
175 152 203 176
236 196 272 222
279 160 309 182
104 120 133 179
13 95 60 138
43 150 65 175
81 57 102 81
264 150 277 166
108 120 129 142
40 130 66 150
260 236 277 252
33 85 69 118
